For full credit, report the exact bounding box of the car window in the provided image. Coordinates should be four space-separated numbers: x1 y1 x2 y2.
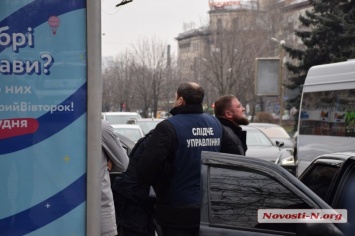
208 166 310 233
300 164 339 201
337 166 355 233
106 115 139 124
246 129 273 146
138 121 159 134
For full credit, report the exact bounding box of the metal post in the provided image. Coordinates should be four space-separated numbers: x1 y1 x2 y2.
278 40 285 126
86 0 102 235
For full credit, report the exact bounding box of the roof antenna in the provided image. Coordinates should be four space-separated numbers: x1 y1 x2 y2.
116 0 133 7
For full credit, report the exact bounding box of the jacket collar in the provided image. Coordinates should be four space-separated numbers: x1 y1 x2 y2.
169 104 204 116
216 117 242 132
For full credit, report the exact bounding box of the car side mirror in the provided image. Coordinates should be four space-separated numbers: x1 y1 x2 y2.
276 140 285 147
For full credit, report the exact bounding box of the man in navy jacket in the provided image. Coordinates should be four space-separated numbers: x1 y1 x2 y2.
137 82 241 236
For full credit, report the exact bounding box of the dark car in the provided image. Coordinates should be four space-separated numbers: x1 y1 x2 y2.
200 151 350 235
113 135 353 235
298 152 355 234
299 152 355 208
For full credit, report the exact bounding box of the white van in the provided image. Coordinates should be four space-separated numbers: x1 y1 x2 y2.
297 60 355 176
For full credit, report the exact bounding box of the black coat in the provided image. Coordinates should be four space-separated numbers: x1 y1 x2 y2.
217 117 248 155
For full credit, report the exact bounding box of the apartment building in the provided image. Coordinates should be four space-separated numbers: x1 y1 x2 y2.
176 0 311 114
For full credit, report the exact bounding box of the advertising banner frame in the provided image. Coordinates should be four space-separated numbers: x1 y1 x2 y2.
255 57 280 96
0 0 102 234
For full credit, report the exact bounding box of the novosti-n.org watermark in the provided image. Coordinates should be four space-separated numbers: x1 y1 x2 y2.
258 209 347 223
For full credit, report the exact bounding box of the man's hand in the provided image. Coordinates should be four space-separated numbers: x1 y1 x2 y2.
107 159 113 171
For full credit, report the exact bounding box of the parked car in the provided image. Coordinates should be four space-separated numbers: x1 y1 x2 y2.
242 125 294 164
298 152 355 234
112 124 144 143
102 112 142 125
127 118 164 134
116 132 135 155
200 151 350 235
112 136 353 235
249 123 294 150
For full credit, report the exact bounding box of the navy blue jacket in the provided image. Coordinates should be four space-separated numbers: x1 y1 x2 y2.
166 113 222 205
137 104 241 227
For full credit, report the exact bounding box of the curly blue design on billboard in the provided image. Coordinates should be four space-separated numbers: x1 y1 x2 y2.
0 0 87 235
0 174 86 236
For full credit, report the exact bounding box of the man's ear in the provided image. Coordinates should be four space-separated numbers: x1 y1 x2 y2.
177 96 185 106
225 110 232 118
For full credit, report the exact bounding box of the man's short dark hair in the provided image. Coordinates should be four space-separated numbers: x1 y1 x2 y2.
177 82 204 105
214 94 236 117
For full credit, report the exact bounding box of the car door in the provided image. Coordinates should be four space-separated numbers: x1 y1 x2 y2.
200 151 344 236
329 159 355 234
299 158 344 202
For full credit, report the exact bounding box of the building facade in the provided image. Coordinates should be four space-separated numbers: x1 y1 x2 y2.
175 0 311 117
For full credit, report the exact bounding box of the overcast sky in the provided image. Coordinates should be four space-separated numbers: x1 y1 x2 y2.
101 0 210 58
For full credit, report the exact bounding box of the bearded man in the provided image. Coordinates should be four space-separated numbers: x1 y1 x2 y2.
214 94 249 155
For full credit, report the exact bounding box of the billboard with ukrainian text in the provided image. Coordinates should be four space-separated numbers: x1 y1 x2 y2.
0 1 87 235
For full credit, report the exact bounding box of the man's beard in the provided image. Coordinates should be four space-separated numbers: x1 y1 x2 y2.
235 116 250 126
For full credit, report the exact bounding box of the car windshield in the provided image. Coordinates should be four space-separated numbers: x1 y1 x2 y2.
257 126 290 138
106 114 141 124
138 120 161 134
247 129 273 146
113 128 142 143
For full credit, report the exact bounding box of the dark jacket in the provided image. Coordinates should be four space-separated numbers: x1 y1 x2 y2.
136 104 241 228
113 131 156 236
217 117 247 155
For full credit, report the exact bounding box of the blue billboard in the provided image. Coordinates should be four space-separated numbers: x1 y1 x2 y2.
0 1 87 235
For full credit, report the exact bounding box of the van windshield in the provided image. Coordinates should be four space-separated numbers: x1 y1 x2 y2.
300 89 355 137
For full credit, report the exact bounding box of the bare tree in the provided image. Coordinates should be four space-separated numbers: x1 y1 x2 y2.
195 2 287 118
130 37 169 117
102 51 136 111
198 9 271 100
160 50 182 114
102 1 288 117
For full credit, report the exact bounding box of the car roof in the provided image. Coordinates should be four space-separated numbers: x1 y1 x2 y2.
249 123 282 127
140 118 164 120
241 125 262 131
315 151 355 161
127 118 164 124
135 118 164 121
112 124 142 129
103 112 140 115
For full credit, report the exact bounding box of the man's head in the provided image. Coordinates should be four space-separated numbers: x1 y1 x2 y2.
214 94 249 126
173 82 204 107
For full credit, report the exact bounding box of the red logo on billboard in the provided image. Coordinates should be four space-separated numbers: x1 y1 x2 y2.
0 118 39 139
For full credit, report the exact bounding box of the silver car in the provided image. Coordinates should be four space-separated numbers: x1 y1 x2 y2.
242 125 293 164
